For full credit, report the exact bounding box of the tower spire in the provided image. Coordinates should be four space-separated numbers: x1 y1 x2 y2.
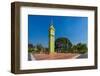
51 19 53 26
49 19 55 30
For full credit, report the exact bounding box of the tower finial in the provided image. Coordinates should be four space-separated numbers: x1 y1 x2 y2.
49 19 55 30
51 19 53 26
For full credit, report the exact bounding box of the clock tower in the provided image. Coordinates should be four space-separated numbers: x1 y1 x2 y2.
49 21 55 53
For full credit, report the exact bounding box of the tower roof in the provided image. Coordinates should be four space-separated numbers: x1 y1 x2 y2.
49 20 55 30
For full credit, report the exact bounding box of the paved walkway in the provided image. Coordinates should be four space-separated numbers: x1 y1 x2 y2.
28 53 88 61
77 53 88 58
32 53 79 60
71 54 81 59
28 53 36 61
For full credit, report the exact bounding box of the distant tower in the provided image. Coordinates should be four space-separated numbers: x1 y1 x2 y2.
49 20 55 53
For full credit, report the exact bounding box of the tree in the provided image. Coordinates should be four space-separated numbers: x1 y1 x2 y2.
72 43 88 54
28 44 33 48
55 37 72 53
36 44 43 53
76 43 88 54
70 45 77 53
28 43 34 52
45 48 49 54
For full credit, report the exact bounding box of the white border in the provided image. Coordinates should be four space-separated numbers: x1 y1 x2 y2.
20 6 95 70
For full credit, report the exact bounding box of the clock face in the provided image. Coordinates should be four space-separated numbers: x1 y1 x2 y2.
50 30 55 35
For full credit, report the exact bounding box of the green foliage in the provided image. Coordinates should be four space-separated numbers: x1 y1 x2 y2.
71 43 88 54
28 48 33 53
28 40 88 54
28 43 49 53
37 44 43 50
28 44 34 53
76 43 88 54
55 37 72 53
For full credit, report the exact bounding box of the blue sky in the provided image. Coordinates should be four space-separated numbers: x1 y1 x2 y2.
28 15 88 48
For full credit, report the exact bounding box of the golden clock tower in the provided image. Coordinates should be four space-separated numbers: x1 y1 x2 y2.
49 21 55 53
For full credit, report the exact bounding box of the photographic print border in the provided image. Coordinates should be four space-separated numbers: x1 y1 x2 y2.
11 2 98 74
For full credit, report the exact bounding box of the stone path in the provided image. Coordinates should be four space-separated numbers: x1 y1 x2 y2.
28 53 36 61
77 53 88 58
32 53 80 60
28 53 88 61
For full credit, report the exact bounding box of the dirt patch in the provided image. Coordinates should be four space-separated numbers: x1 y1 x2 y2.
32 53 79 60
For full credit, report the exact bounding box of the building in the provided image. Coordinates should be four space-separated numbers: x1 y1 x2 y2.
49 21 55 53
